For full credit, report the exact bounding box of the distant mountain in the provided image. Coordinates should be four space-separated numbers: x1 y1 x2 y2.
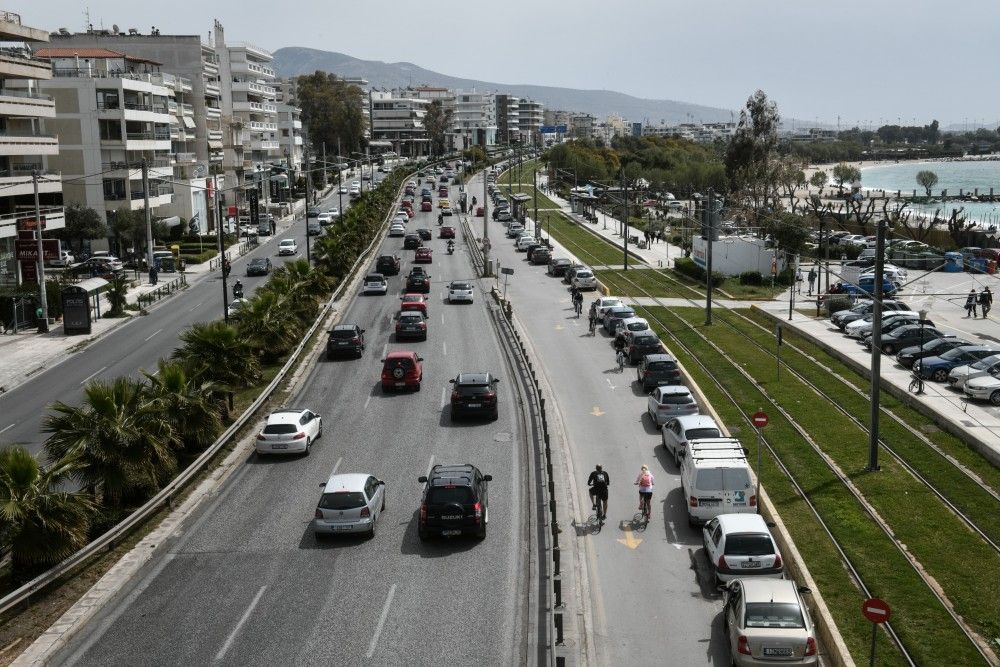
272 47 736 125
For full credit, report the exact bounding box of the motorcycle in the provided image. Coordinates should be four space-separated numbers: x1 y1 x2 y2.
232 283 244 300
447 242 455 255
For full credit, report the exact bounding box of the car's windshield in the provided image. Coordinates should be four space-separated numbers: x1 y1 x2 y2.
686 427 721 440
744 602 805 629
318 492 366 510
941 348 972 361
971 354 1000 370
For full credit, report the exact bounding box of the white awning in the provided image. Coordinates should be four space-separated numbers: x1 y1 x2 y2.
182 116 196 129
208 140 223 149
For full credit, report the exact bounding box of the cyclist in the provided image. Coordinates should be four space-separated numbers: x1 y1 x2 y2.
573 291 583 317
634 464 654 521
587 465 610 520
588 305 597 334
613 331 627 370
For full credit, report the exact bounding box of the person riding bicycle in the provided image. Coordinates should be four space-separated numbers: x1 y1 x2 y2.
571 289 583 316
588 302 598 333
634 464 654 518
438 212 444 225
587 465 610 519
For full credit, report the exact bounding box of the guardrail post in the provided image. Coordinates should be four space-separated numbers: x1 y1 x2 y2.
553 577 563 607
552 546 561 576
554 612 564 645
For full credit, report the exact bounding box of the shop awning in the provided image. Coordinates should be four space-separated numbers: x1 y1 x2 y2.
182 116 196 129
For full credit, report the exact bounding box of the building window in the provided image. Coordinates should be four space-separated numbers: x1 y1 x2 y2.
99 119 121 141
103 178 126 201
97 89 119 110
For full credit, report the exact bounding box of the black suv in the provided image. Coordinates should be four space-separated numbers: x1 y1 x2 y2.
376 254 400 276
403 234 422 249
636 353 681 391
327 323 365 359
406 268 431 293
418 464 492 540
627 332 664 364
449 372 500 420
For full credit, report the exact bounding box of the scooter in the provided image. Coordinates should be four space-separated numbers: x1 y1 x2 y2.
447 242 455 255
232 284 244 300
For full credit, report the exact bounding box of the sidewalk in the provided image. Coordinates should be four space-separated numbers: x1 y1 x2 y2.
0 187 328 395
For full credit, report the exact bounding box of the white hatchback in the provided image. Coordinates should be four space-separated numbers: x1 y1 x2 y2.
314 473 386 537
572 270 598 291
389 224 406 237
615 316 650 336
703 513 783 585
256 408 322 455
278 239 298 256
448 280 474 303
363 273 388 295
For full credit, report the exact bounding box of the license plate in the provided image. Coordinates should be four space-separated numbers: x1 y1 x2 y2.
271 444 288 450
742 561 762 568
466 403 481 408
442 530 461 536
699 499 720 507
763 647 793 657
395 382 405 387
332 525 353 531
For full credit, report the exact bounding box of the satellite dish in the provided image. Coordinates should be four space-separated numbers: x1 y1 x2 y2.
193 163 208 178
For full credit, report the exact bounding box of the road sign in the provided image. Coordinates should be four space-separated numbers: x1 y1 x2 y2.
501 267 514 275
752 411 769 428
862 598 891 624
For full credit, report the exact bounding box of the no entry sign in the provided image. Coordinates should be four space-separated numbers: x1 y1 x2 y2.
862 598 891 624
752 411 769 428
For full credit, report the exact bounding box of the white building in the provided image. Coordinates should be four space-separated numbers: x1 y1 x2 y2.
0 11 64 287
370 91 429 157
452 90 496 150
517 99 544 146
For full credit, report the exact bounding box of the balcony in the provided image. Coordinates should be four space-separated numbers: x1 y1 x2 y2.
228 41 273 61
0 90 55 118
248 120 277 132
0 132 58 156
233 101 276 114
0 205 65 240
201 57 219 76
0 170 60 197
0 12 49 43
250 139 280 151
292 120 302 130
208 129 223 141
174 152 197 164
123 132 170 151
205 106 221 120
0 47 52 80
204 80 221 97
231 60 275 79
231 80 276 98
180 103 194 116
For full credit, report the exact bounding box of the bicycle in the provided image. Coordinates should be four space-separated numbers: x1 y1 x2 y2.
909 375 924 395
616 349 626 372
636 494 651 526
574 299 583 318
588 315 597 335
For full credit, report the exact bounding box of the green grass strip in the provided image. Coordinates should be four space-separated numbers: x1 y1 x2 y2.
542 210 624 267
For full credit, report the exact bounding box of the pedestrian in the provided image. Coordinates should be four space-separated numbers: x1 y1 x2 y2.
980 287 993 318
795 267 803 293
148 265 158 286
965 289 978 318
807 267 817 296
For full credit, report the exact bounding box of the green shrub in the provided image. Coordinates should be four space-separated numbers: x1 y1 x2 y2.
671 235 683 246
739 271 764 286
673 257 726 287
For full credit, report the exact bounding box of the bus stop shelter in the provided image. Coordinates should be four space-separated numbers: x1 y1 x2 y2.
511 193 532 222
62 277 109 335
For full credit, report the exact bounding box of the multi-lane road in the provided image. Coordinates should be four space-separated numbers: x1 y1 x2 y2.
0 189 346 457
48 176 531 664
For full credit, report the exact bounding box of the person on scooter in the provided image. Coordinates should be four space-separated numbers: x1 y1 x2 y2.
232 279 244 300
447 239 455 254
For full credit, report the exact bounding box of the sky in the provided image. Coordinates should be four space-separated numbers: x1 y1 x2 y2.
14 0 1000 128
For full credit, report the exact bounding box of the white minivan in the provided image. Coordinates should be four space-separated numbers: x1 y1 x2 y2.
681 438 755 526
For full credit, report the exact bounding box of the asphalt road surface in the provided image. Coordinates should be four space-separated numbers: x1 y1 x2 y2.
50 177 529 665
0 188 348 457
477 170 731 666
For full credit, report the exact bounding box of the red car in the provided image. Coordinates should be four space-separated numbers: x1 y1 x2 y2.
421 200 433 212
439 226 455 239
414 247 433 263
400 293 428 316
438 187 448 197
401 200 414 211
475 206 484 217
381 350 423 391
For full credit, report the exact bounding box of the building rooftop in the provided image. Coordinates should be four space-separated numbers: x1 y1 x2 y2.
35 47 162 66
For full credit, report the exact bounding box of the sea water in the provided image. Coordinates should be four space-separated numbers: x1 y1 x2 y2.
861 160 1000 226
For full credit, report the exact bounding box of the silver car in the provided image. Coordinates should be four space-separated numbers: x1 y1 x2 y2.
723 578 818 666
314 473 386 537
647 385 698 425
448 280 474 303
661 414 722 466
363 272 388 295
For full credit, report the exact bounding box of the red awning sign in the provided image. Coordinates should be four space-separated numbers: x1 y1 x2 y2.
862 598 891 624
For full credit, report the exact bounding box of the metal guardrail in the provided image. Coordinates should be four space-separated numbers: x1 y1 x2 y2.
135 275 187 309
0 159 430 622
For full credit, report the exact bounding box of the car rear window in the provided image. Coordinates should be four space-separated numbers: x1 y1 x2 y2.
633 335 658 345
457 384 491 396
400 313 422 322
685 427 721 440
384 358 414 371
318 492 366 510
659 393 692 405
366 274 383 282
451 282 472 290
263 423 297 434
724 533 774 556
427 486 475 505
695 468 752 491
645 361 676 372
744 602 805 629
330 329 357 339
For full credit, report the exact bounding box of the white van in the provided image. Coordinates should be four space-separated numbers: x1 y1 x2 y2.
681 438 755 526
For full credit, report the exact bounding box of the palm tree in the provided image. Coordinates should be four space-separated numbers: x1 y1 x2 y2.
142 360 223 453
43 377 177 508
173 321 261 412
0 447 95 582
233 290 303 361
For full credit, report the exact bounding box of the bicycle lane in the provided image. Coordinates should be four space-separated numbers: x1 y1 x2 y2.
490 220 729 664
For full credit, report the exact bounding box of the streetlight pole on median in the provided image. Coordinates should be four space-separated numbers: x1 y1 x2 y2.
215 174 229 324
304 149 312 264
32 170 48 331
141 158 154 273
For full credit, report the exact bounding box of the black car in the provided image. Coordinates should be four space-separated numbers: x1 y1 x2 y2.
531 248 552 265
246 257 272 276
871 324 945 355
548 258 572 276
896 336 968 368
636 353 682 391
307 208 320 218
524 243 543 261
403 234 422 249
449 372 500 420
326 324 365 359
627 332 665 364
406 269 431 293
395 310 428 341
418 464 492 540
376 254 401 276
416 228 432 241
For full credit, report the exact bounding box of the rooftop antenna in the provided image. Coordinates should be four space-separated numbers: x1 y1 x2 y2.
84 6 91 32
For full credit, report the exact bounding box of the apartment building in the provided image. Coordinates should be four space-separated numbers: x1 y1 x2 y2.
370 91 429 158
517 98 544 146
495 94 519 146
0 11 63 287
47 27 225 229
34 48 178 239
452 90 496 150
570 112 596 140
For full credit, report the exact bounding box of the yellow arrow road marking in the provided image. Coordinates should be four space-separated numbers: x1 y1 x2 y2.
618 527 643 549
590 406 605 417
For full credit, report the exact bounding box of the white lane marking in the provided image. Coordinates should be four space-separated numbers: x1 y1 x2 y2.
442 341 447 356
365 584 397 659
79 366 107 385
440 386 447 409
214 585 267 662
331 457 342 476
606 378 617 391
381 343 388 359
144 328 163 342
425 455 435 479
188 299 204 312
441 312 445 325
0 423 14 434
364 394 372 410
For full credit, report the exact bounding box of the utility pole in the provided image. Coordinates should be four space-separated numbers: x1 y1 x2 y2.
32 170 48 332
705 188 715 325
337 138 344 215
215 174 229 324
866 217 887 472
622 168 629 271
305 148 312 264
533 167 540 241
322 141 327 188
788 254 795 320
482 152 491 277
141 158 154 271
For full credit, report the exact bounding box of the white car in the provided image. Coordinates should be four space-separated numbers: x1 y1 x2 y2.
278 239 298 255
844 311 917 338
572 269 598 291
964 373 1000 405
313 473 386 537
389 223 406 237
48 250 75 267
327 207 340 219
592 296 624 319
703 513 783 585
448 280 474 303
227 298 248 317
647 385 699 425
317 213 333 225
661 414 722 467
363 272 388 295
515 235 536 251
351 180 360 189
256 408 322 455
615 316 650 336
506 224 525 239
339 185 348 194
948 353 1000 391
